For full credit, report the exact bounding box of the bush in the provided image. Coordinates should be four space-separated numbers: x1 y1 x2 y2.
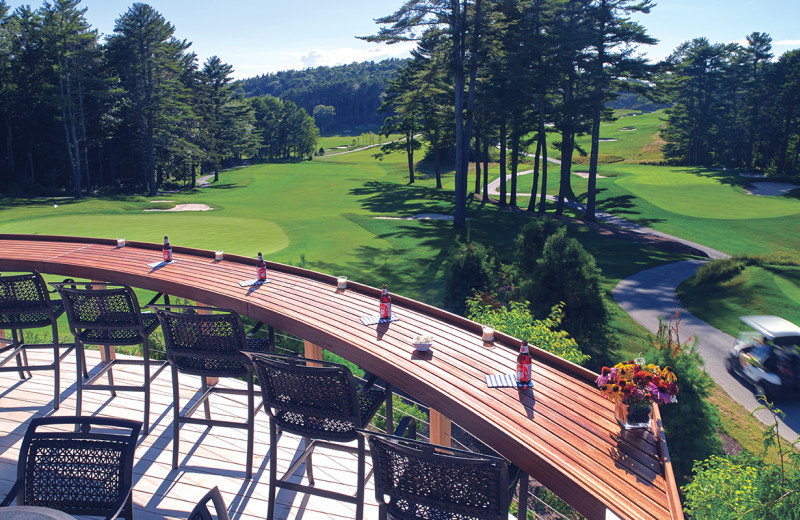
443 241 496 315
514 217 564 276
520 229 608 356
691 257 746 285
647 311 722 485
466 294 589 366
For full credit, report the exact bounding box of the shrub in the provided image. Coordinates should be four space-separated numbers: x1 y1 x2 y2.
691 257 746 285
514 218 564 276
466 295 589 366
520 229 608 356
646 311 722 485
443 241 496 315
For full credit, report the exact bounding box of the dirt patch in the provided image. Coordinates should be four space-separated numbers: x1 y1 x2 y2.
374 213 455 221
144 203 213 212
719 429 743 457
743 182 800 196
573 171 608 179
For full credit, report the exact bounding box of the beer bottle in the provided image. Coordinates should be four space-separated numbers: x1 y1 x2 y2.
162 236 172 262
257 252 267 282
516 341 532 388
379 284 391 320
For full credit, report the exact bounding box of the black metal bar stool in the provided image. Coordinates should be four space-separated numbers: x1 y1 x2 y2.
0 271 76 410
152 304 266 479
1 415 142 520
52 281 168 434
246 352 393 520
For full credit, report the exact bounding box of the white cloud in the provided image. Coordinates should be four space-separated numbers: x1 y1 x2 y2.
280 42 416 71
775 39 800 46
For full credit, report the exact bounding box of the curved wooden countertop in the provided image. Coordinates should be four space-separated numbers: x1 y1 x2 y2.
0 234 681 520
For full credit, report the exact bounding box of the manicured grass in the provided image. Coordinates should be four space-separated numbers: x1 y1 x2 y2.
677 265 800 337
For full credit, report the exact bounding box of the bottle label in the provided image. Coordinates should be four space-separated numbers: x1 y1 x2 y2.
258 267 267 281
380 302 390 319
163 249 172 262
517 362 531 384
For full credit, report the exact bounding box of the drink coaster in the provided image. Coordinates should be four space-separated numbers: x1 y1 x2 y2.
485 374 532 389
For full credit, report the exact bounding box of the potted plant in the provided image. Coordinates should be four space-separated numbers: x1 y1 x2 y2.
596 356 678 430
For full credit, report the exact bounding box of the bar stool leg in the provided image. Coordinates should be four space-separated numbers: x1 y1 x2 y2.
172 365 181 471
355 435 365 520
75 340 84 418
102 345 117 397
303 436 315 485
267 421 278 520
246 373 254 480
142 337 151 434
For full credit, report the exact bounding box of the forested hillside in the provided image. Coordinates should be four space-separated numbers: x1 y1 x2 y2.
235 59 407 128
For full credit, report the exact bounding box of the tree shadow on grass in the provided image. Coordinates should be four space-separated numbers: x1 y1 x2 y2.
350 181 454 216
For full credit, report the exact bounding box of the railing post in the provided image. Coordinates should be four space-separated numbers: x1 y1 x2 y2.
304 340 323 366
429 408 451 447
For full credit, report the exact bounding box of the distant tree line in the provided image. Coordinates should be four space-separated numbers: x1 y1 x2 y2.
0 0 318 197
366 0 657 227
235 59 407 129
657 34 800 177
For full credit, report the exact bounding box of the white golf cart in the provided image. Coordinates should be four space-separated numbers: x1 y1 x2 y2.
726 315 800 401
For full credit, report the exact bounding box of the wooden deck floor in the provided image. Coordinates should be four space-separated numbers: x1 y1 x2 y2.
0 348 380 520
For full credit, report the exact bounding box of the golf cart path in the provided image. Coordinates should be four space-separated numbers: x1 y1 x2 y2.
487 169 798 439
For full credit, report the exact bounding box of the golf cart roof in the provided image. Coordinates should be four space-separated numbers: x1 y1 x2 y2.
740 315 800 341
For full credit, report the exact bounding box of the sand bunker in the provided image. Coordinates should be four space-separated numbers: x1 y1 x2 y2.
374 213 457 221
619 127 637 131
144 203 213 212
573 171 608 179
743 182 800 196
149 200 176 203
598 138 619 142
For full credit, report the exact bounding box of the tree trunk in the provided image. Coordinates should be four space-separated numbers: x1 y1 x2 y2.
474 131 481 194
406 130 415 183
499 120 507 208
452 0 466 228
510 121 520 208
78 80 90 191
482 139 489 200
528 131 541 212
538 109 548 214
434 130 442 189
586 102 601 221
191 161 196 189
556 70 576 216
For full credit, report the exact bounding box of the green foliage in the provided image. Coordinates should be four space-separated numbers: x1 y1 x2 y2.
691 258 747 285
647 312 722 485
514 217 564 276
683 398 800 520
466 295 589 366
520 229 609 358
371 395 428 438
443 241 496 315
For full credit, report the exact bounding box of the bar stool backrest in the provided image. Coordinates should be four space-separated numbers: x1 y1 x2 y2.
55 283 146 345
251 353 362 441
0 271 56 329
155 307 250 378
15 416 141 519
367 433 510 520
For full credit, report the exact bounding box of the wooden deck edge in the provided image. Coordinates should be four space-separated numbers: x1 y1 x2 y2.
652 404 684 520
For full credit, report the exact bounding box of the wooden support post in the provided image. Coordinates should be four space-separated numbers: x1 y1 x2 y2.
429 408 451 447
304 340 323 366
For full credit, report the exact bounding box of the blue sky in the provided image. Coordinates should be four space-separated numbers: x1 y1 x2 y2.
5 0 799 79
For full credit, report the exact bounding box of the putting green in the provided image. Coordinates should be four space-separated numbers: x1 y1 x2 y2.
612 165 800 219
0 214 290 256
